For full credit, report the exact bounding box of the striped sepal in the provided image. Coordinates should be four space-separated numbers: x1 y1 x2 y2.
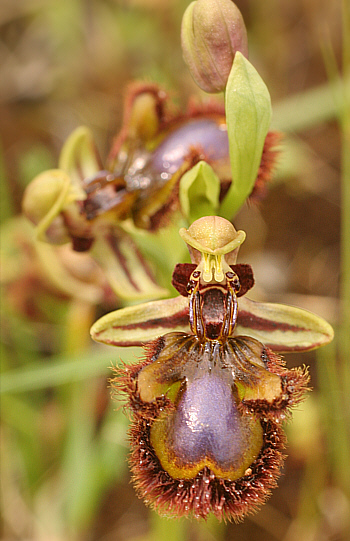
236 297 334 353
90 296 189 346
91 227 168 301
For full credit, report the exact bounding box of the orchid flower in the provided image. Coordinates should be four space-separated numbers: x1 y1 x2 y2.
22 82 279 302
90 216 333 521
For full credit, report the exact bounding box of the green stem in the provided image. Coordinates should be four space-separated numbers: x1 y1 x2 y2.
317 344 350 492
148 514 188 541
271 76 349 133
340 0 350 405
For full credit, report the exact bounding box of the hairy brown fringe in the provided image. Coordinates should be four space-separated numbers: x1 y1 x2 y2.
128 415 285 522
111 336 307 521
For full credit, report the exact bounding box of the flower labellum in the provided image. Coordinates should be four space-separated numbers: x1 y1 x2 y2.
92 217 334 520
181 0 248 93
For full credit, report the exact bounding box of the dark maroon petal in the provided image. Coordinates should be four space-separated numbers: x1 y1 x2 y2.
230 264 255 296
171 263 197 296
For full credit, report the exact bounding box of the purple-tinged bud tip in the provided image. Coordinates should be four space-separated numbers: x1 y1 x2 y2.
181 0 248 93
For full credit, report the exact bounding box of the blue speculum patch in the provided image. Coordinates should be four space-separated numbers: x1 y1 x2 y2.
173 373 247 466
150 368 264 480
151 118 229 175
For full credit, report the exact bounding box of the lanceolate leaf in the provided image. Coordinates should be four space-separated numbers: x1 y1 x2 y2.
236 297 334 353
90 296 189 346
220 52 272 219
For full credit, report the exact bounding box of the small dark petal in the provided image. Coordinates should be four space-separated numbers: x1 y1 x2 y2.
230 264 255 296
172 263 197 296
71 236 94 252
171 263 254 297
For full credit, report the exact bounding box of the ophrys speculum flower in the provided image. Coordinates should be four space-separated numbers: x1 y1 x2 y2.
22 83 279 301
91 216 333 521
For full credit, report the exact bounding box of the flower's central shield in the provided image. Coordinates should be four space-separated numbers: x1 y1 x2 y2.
149 339 264 481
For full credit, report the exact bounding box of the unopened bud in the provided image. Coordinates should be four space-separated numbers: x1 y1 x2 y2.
181 0 248 93
22 169 82 244
22 170 69 226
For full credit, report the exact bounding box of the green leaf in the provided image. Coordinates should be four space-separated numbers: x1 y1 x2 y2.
236 297 334 353
179 160 220 223
90 296 189 346
0 348 141 394
220 52 272 218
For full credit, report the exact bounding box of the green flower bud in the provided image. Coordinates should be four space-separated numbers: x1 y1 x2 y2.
22 170 69 227
22 169 84 244
181 0 248 93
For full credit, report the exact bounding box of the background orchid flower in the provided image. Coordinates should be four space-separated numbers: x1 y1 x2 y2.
0 217 115 318
22 118 167 301
91 216 334 520
22 82 279 301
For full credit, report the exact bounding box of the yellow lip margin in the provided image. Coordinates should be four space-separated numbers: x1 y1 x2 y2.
150 408 263 480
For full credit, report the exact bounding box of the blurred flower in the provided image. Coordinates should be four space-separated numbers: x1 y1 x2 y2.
181 0 248 93
91 216 334 520
0 217 115 322
22 83 279 300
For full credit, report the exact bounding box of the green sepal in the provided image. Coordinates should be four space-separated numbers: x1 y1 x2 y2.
58 126 102 198
220 52 272 218
236 297 334 353
90 296 189 346
179 160 220 223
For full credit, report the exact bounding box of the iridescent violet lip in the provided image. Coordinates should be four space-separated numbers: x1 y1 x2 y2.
158 368 263 479
116 117 230 207
150 118 229 176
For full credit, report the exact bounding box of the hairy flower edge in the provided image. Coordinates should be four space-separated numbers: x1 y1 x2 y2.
110 337 310 521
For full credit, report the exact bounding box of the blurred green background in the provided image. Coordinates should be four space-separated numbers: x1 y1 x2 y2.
1 1 349 540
